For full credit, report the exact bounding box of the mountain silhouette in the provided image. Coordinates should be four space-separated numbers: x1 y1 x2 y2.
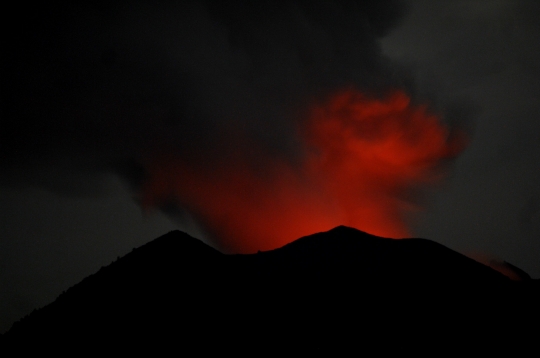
2 226 538 350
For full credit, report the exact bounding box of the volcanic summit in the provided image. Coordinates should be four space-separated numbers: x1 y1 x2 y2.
2 226 538 350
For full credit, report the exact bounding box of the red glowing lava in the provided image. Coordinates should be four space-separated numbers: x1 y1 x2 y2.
141 89 466 253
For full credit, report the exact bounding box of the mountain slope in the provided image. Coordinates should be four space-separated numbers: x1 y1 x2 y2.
2 226 538 349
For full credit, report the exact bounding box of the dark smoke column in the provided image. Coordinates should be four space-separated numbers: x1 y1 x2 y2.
2 1 463 254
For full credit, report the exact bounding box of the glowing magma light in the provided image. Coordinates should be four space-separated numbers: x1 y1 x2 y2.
141 89 466 253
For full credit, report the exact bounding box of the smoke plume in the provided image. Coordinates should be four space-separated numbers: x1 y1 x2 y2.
141 89 465 252
2 1 466 251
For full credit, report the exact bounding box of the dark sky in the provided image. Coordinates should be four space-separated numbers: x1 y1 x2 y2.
2 0 539 333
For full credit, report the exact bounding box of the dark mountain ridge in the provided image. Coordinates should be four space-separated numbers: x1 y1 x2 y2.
2 226 538 349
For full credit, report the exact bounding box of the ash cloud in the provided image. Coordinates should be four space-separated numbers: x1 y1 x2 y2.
2 0 408 192
1 0 472 250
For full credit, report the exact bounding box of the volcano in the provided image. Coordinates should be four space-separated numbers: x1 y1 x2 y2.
2 226 538 350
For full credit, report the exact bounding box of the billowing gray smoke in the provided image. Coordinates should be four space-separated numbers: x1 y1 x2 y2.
2 0 408 196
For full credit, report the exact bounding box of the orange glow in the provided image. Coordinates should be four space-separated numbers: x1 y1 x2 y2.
141 89 466 253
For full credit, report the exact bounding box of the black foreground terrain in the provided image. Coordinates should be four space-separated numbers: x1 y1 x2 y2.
2 226 538 350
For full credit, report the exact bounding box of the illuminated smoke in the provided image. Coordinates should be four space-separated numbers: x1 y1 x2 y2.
140 88 466 253
3 1 469 253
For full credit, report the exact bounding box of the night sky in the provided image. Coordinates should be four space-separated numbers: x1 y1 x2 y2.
2 0 539 333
